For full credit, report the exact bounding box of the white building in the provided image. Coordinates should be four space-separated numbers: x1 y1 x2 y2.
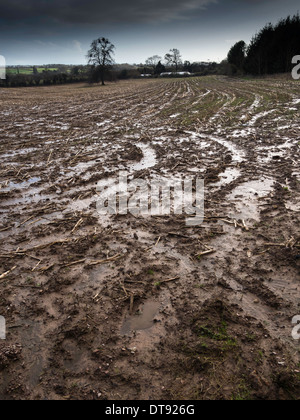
160 72 192 77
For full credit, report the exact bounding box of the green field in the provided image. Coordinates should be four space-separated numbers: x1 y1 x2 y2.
7 67 61 75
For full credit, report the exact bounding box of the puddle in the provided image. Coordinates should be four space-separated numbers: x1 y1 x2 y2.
209 135 245 163
121 300 160 336
212 167 242 188
94 142 157 215
196 133 245 189
63 341 89 374
227 178 275 220
192 89 211 106
18 319 45 389
185 131 246 164
130 143 157 172
1 148 39 160
67 195 98 213
0 190 52 210
187 167 206 174
285 200 300 212
96 119 112 128
1 177 41 192
257 138 297 163
248 110 276 127
250 95 261 110
231 128 254 138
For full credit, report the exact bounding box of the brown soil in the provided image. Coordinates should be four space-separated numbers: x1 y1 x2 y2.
0 77 299 400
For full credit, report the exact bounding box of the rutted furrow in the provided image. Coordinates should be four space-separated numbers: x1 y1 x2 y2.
0 76 299 401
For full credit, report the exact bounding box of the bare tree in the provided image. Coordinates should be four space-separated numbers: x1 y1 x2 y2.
165 49 182 73
87 37 115 86
145 55 162 68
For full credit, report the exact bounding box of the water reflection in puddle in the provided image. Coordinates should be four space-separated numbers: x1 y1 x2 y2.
130 143 157 172
121 300 160 336
212 167 241 188
1 177 41 192
228 178 275 220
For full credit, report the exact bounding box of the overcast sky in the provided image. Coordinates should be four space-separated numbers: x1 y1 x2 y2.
0 0 299 65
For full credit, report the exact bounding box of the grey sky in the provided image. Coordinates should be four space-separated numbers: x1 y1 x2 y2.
0 0 299 65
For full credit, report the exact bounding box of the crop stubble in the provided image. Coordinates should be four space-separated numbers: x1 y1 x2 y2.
0 76 299 400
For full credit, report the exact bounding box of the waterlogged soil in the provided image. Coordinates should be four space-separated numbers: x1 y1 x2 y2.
0 77 299 400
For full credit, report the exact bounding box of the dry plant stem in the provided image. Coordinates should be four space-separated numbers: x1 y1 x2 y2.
198 249 216 257
19 216 35 227
0 266 17 280
86 254 122 267
264 242 300 248
129 294 134 314
160 277 180 284
47 150 53 165
63 259 86 268
19 239 71 253
71 218 84 234
32 260 41 272
0 226 13 232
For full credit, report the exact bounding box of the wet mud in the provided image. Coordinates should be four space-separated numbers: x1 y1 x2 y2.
0 76 299 400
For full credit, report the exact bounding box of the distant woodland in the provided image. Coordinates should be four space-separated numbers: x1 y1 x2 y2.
228 14 300 75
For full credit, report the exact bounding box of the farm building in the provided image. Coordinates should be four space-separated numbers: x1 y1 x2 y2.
160 72 192 77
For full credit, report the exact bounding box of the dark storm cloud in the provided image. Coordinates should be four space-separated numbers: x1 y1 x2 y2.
1 0 218 25
0 0 280 28
1 0 297 65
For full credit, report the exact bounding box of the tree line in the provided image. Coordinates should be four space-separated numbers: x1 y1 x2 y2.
1 38 219 87
87 39 219 85
227 13 300 75
143 51 218 76
1 66 89 87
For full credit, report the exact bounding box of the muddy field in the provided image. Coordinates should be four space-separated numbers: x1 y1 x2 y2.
0 76 299 400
